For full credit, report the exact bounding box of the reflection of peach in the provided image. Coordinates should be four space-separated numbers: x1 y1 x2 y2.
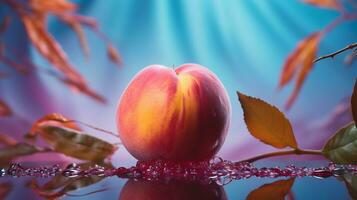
117 64 231 161
119 180 227 200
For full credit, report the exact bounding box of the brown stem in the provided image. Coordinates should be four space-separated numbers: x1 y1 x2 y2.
65 120 120 138
237 148 322 163
314 42 357 63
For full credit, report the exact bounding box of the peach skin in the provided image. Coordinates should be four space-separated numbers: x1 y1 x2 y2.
116 63 231 161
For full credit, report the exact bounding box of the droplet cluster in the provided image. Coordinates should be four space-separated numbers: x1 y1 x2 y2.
2 158 356 186
116 158 357 185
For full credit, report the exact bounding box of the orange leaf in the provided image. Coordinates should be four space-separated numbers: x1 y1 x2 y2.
352 79 357 124
246 179 295 200
303 0 341 10
21 13 86 85
285 33 321 109
0 182 12 199
237 92 298 149
0 99 12 116
59 76 106 103
279 39 309 88
107 44 122 66
279 33 321 89
29 0 76 14
28 113 81 138
44 70 106 103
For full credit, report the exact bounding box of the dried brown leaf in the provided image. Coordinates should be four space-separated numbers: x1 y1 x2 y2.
303 0 341 10
237 92 298 149
352 79 357 124
29 0 76 14
0 182 12 200
246 178 295 200
107 44 122 66
0 99 12 116
38 125 117 161
0 135 18 146
0 143 42 161
279 32 322 109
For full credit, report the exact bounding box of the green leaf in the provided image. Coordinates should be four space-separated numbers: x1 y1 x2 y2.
323 123 357 164
237 92 298 149
352 79 357 124
246 178 295 200
38 125 117 161
342 173 357 200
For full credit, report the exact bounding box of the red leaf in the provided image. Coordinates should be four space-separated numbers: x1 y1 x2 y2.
352 79 357 124
21 13 86 86
285 33 321 109
303 0 341 10
279 32 322 109
107 44 122 66
0 99 12 116
344 51 357 65
29 0 77 14
0 135 17 146
44 70 106 103
58 76 106 103
279 38 310 88
0 182 12 199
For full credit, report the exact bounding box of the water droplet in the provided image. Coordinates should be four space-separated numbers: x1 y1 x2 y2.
0 168 5 177
215 175 232 186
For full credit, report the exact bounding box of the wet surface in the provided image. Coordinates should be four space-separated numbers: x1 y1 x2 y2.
1 159 356 200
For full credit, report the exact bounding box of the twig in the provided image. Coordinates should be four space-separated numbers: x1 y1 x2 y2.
66 120 120 139
314 42 357 63
237 148 322 163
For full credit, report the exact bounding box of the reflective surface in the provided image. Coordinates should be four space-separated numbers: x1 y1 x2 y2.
1 160 355 200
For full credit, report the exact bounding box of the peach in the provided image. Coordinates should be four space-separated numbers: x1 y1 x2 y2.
119 180 227 200
116 64 231 161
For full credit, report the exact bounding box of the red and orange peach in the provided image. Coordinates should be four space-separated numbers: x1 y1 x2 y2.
116 64 231 161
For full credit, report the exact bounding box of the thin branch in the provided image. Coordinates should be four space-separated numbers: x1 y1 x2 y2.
237 148 322 163
66 120 120 139
314 42 357 63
